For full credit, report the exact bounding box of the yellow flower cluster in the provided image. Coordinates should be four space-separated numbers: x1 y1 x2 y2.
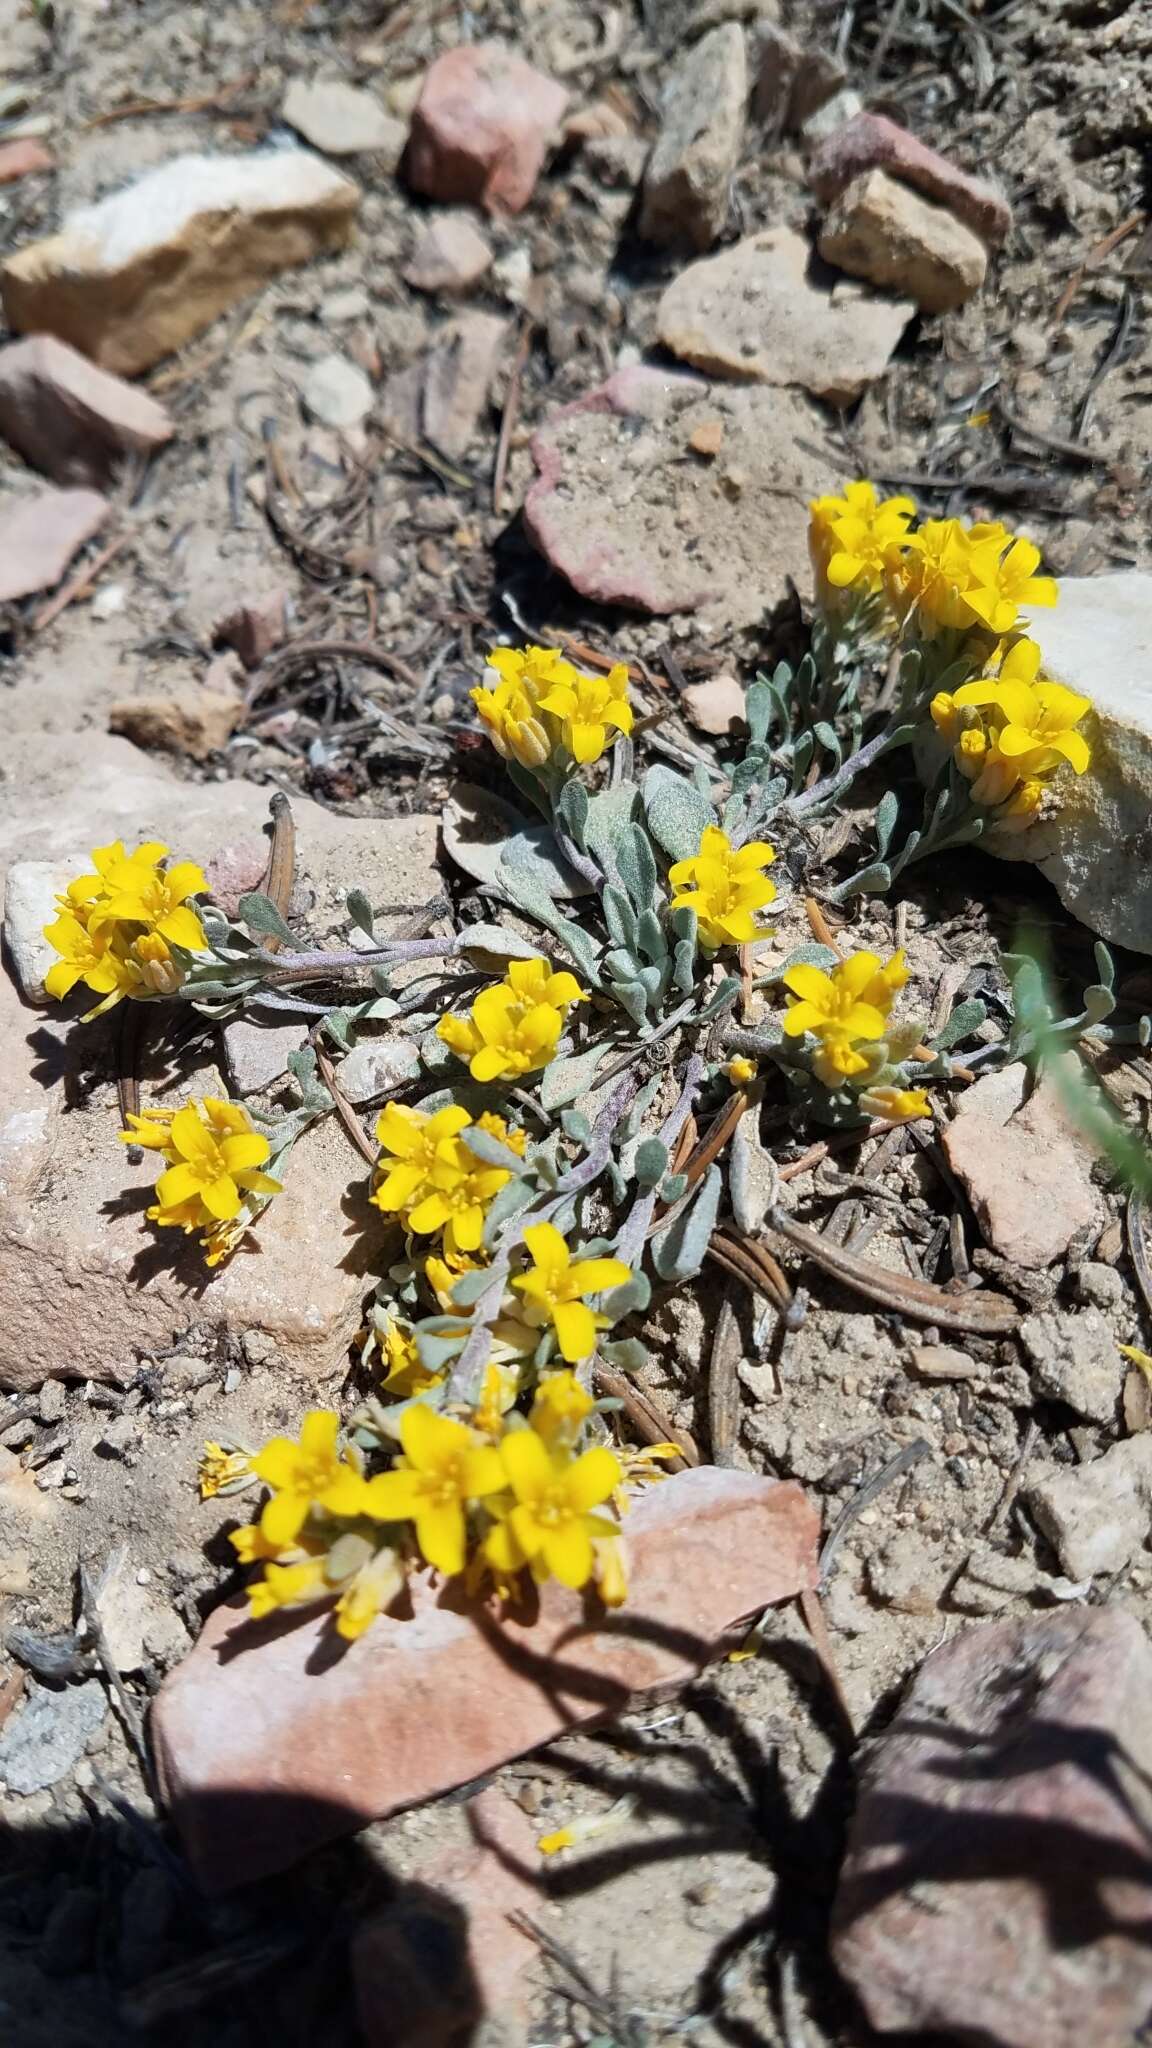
669 826 777 951
809 483 1058 644
471 644 632 769
43 840 207 1018
781 950 909 1088
438 956 587 1082
371 1101 526 1259
930 638 1091 828
230 1376 632 1638
120 1097 281 1265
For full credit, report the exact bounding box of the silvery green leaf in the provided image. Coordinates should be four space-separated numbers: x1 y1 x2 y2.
482 1176 534 1248
415 1326 468 1371
813 721 841 765
661 1171 688 1203
768 943 839 981
583 785 641 872
371 965 393 996
635 907 667 964
604 944 641 983
1093 942 1115 993
634 1137 668 1189
561 1108 592 1145
673 938 696 995
456 923 546 963
670 904 697 944
459 1126 526 1172
746 677 773 747
501 824 592 900
557 777 590 853
613 979 650 1026
698 975 740 1022
642 764 715 864
637 962 668 1003
605 1161 627 1203
539 1045 605 1109
839 861 892 899
791 730 815 783
238 891 294 944
932 999 987 1052
602 1271 651 1318
366 995 400 1019
691 763 713 801
602 1335 647 1368
615 823 658 914
346 889 375 939
875 789 900 859
322 1008 356 1051
652 1164 722 1282
499 868 602 986
420 1028 456 1072
445 782 591 901
287 1047 318 1088
1084 984 1116 1025
444 1266 491 1309
602 885 639 952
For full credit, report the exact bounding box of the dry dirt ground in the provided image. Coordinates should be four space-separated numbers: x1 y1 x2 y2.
1 1 1152 2044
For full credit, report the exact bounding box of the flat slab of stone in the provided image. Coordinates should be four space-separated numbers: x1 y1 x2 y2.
0 733 440 1390
657 227 913 407
0 334 174 487
819 168 987 314
524 363 842 629
942 1063 1100 1270
152 1467 820 1889
281 79 397 156
0 487 109 602
1 151 360 375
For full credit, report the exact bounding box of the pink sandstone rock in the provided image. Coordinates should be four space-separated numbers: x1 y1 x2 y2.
833 1610 1152 2048
0 139 54 186
809 110 1011 249
354 1787 542 2044
406 43 569 215
213 589 289 670
152 1467 820 1890
0 486 109 602
0 335 174 488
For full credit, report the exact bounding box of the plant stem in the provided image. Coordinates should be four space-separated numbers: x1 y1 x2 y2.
785 725 898 819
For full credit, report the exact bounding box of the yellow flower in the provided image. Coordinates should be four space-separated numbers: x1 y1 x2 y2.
953 639 1090 778
530 1368 595 1448
333 1546 405 1640
471 649 553 768
857 1085 932 1125
438 957 587 1082
485 1427 622 1590
809 480 916 595
425 1249 483 1311
963 535 1058 635
592 1532 629 1607
91 845 208 949
512 1222 631 1363
380 1319 443 1399
44 843 209 1013
781 951 904 1086
373 1100 473 1217
668 826 777 951
724 1055 758 1088
198 1442 255 1499
229 1520 286 1566
252 1409 369 1546
42 911 128 1005
362 1404 505 1576
993 776 1047 832
247 1556 329 1620
536 662 632 765
122 1097 282 1253
473 1359 521 1439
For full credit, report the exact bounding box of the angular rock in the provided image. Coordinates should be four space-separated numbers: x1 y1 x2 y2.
1021 1307 1123 1424
213 589 289 670
525 363 842 629
1 151 360 376
0 732 440 1389
337 1035 422 1106
354 1788 542 2043
750 25 846 132
0 487 109 603
0 1678 106 1795
222 1016 308 1098
300 351 375 429
108 685 241 761
942 1064 1100 1270
0 335 174 487
1001 574 1152 957
282 78 398 157
800 89 865 145
406 43 569 216
657 227 913 407
908 1343 983 1382
402 212 492 295
819 167 988 314
2 861 73 1007
640 23 747 251
422 311 506 460
682 673 746 735
0 138 54 186
833 1610 1152 2048
152 1467 820 1889
1027 1436 1152 1580
809 111 1012 249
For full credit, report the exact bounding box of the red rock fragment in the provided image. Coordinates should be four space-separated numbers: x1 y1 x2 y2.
0 335 173 488
213 588 289 670
833 1610 1152 2048
0 487 109 603
809 111 1011 249
0 138 54 185
152 1467 820 1890
406 43 569 215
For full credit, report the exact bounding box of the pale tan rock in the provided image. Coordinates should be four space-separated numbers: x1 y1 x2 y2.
942 1064 1100 1269
682 673 746 734
0 335 173 487
402 211 492 295
0 487 109 602
2 861 74 1006
640 23 747 251
108 686 241 761
281 78 397 156
423 310 506 459
1 151 360 375
810 111 1012 248
152 1467 821 1889
658 227 913 406
819 167 988 314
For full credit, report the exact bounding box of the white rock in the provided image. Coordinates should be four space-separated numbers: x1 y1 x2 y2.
301 352 374 428
338 1036 422 1106
1028 1435 1152 1580
2 861 73 1006
281 78 398 156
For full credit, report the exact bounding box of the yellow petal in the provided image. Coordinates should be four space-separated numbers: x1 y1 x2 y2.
553 1299 596 1363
